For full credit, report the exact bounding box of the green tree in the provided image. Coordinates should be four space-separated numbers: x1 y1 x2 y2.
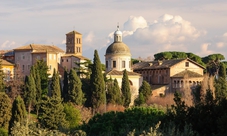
134 93 146 106
9 95 27 134
50 69 61 98
219 62 226 79
74 59 92 79
139 80 152 100
121 69 131 107
106 78 122 105
68 69 85 105
62 69 69 102
0 58 5 92
38 96 67 130
215 77 227 100
30 65 42 115
0 92 12 131
23 75 36 121
90 50 106 111
63 102 81 130
34 60 49 96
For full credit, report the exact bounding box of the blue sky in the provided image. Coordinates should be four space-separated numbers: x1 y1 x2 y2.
1 0 227 62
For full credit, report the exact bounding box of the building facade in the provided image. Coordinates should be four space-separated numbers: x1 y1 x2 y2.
105 26 143 105
133 58 205 96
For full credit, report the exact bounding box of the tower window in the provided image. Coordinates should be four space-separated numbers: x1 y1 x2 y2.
129 61 131 68
113 61 116 68
122 61 125 68
106 61 108 68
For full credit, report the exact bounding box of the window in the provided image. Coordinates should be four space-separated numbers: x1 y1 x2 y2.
22 65 24 71
49 54 52 59
122 61 125 68
106 61 108 68
62 59 64 62
129 61 131 68
113 61 116 68
49 65 52 70
22 55 25 59
37 56 40 60
185 62 189 67
54 54 56 60
67 59 68 62
28 65 30 70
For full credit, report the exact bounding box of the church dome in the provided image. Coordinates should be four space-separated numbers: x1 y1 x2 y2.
106 42 131 56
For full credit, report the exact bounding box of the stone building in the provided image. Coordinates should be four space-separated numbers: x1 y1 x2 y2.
105 26 143 105
14 44 64 77
133 58 205 96
61 30 88 72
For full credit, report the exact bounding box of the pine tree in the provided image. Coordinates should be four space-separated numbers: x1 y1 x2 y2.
62 69 69 102
121 69 131 107
50 68 61 98
38 96 67 130
34 60 49 95
9 95 27 134
68 69 84 105
107 78 122 105
0 58 5 92
139 80 152 100
0 92 12 131
90 50 105 110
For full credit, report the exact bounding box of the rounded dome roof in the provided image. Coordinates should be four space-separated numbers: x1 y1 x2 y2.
114 29 122 35
106 42 131 56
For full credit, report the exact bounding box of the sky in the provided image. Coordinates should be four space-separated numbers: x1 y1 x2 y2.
1 0 227 63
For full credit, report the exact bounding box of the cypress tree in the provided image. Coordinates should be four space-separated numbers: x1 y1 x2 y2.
24 75 36 116
139 80 152 100
107 78 122 105
8 95 26 134
35 60 49 95
90 50 105 110
38 96 67 130
30 66 42 105
121 69 131 107
62 69 69 102
68 69 84 105
50 68 61 98
0 58 4 92
0 92 12 131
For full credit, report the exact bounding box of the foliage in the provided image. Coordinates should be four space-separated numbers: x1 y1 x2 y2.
23 75 36 113
214 77 227 100
38 96 67 130
62 69 68 102
134 93 146 106
74 59 93 79
68 69 85 105
106 78 122 105
50 68 61 98
82 78 92 107
219 62 226 79
80 107 165 136
8 95 27 134
90 50 106 110
139 80 152 100
34 60 49 96
63 102 81 130
10 120 66 136
0 128 8 136
0 58 5 92
0 92 12 131
121 69 131 107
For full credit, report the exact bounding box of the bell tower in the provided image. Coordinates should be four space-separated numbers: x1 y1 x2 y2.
66 30 82 55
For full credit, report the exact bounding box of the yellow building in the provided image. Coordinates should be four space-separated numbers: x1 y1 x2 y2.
0 59 14 81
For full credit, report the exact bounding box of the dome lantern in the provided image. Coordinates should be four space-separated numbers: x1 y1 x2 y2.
114 25 122 42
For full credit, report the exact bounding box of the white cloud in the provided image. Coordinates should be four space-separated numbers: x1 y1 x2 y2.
61 40 66 44
1 40 15 49
84 31 94 44
216 42 224 48
123 16 148 31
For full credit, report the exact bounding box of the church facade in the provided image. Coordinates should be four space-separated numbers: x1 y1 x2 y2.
105 26 143 105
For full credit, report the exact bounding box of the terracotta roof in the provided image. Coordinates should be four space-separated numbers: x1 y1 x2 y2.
14 44 64 53
0 59 14 66
61 54 89 60
172 70 203 78
66 30 82 35
107 70 141 76
132 58 205 70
